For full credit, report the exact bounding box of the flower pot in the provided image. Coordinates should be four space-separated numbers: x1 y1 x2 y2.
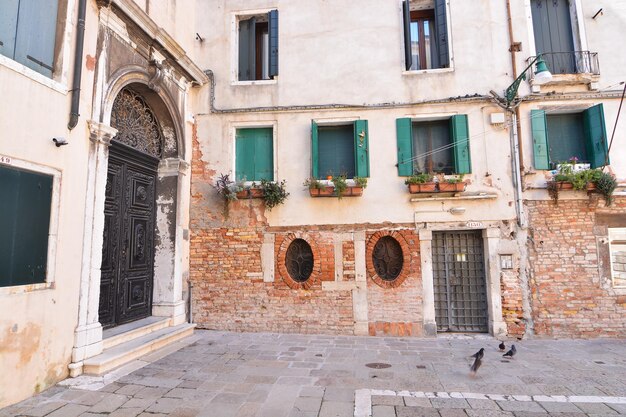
408 183 437 193
309 186 334 197
438 182 466 192
556 181 574 190
236 188 264 199
346 186 363 196
586 182 597 191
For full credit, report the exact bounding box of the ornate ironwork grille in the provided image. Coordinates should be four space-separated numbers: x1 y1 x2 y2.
110 89 163 158
432 230 488 332
372 236 404 281
285 239 314 282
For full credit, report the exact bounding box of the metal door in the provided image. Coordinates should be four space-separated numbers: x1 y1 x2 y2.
99 141 158 328
432 230 488 332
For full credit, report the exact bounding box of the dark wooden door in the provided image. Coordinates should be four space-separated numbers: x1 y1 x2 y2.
99 141 158 328
432 230 488 332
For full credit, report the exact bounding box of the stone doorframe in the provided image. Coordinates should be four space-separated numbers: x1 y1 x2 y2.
69 72 191 377
418 225 507 338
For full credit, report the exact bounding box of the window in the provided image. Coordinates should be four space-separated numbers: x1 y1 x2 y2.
285 239 314 283
0 0 59 78
235 127 274 181
0 165 53 287
531 104 609 169
402 0 449 71
311 120 369 179
373 236 404 281
531 0 575 74
238 10 278 81
608 229 626 289
396 115 471 176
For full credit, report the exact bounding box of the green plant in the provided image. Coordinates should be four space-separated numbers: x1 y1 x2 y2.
595 172 617 206
215 173 241 201
569 168 601 190
260 179 289 210
405 173 434 185
547 180 559 205
444 174 464 184
303 177 324 189
331 175 348 198
353 176 368 188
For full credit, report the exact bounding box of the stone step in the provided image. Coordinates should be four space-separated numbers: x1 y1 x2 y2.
103 316 171 350
83 323 195 375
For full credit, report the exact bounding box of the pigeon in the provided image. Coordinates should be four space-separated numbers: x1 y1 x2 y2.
470 357 482 376
503 344 517 359
471 348 485 360
499 341 506 351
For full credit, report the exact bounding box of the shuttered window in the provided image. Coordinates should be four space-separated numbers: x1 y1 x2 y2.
531 0 575 74
235 128 274 181
0 165 53 287
402 0 449 71
531 105 609 169
0 0 59 78
311 121 369 179
238 10 279 81
396 115 471 175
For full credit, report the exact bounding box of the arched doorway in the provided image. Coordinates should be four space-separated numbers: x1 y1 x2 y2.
98 88 172 328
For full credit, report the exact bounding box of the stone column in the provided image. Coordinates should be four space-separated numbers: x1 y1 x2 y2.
152 158 188 325
69 121 117 377
352 231 369 335
483 228 507 337
419 229 437 337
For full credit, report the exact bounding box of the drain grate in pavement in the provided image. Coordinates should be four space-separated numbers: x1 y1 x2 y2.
366 362 392 369
416 365 427 369
594 360 605 364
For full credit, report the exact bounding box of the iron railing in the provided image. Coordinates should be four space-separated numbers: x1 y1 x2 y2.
528 51 600 77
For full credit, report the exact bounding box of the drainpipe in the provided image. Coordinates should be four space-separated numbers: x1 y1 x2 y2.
68 0 87 130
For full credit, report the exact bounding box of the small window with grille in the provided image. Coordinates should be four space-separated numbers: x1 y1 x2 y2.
285 238 314 283
372 236 404 282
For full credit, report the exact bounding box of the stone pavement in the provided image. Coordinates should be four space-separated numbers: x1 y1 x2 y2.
1 330 626 417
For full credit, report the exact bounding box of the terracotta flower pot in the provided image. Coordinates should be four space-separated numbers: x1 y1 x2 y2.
439 182 466 192
346 186 363 196
408 182 437 193
586 182 597 191
309 186 334 197
236 188 264 199
556 181 574 190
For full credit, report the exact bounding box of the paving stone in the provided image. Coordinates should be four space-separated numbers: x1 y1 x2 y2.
46 403 90 417
497 401 546 413
108 408 144 417
404 397 433 407
372 395 405 406
430 398 470 409
574 402 618 414
120 397 156 409
510 412 549 417
293 396 322 412
116 384 145 395
465 410 514 417
145 397 185 414
89 393 129 413
372 405 397 417
466 399 501 410
163 387 200 398
607 403 626 414
100 382 124 393
439 409 469 417
134 386 170 399
234 402 262 417
395 405 441 417
211 392 248 404
170 407 202 417
323 388 355 402
19 401 66 416
318 401 354 417
538 401 583 413
299 386 325 397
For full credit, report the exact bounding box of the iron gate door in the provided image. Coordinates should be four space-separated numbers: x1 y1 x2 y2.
432 230 488 332
99 141 158 328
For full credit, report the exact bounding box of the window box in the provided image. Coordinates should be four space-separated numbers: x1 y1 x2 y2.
438 182 466 193
408 183 437 193
345 186 363 197
309 186 335 197
236 187 264 199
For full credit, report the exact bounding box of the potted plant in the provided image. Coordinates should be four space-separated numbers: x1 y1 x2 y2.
438 174 466 192
236 180 265 199
595 172 617 206
405 173 436 193
304 177 334 197
347 176 368 196
259 179 289 210
215 173 241 201
331 174 348 198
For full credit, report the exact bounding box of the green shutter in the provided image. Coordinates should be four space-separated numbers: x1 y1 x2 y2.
354 120 369 177
434 0 449 68
14 0 59 77
235 129 255 181
0 0 19 60
450 115 471 174
311 121 319 178
396 118 413 176
238 17 256 81
268 9 279 78
0 165 52 287
254 128 274 180
531 110 550 170
583 104 609 168
402 0 412 71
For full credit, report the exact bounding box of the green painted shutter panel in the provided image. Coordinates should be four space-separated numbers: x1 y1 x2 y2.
311 121 319 178
238 17 256 81
531 110 550 170
434 0 449 68
583 104 609 168
0 0 19 60
235 129 256 181
354 120 370 177
268 9 279 78
14 0 59 77
402 0 412 71
450 115 471 174
396 118 413 176
254 128 274 180
0 165 52 287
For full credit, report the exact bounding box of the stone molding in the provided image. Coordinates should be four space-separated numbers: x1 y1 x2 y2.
365 231 413 289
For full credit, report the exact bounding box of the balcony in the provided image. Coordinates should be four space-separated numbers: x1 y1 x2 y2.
528 51 600 86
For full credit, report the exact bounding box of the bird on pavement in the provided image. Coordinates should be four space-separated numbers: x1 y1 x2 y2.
471 348 485 360
470 357 482 376
503 344 517 359
499 341 506 351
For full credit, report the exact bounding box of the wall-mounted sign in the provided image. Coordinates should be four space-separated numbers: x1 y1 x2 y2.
0 155 13 165
466 221 483 228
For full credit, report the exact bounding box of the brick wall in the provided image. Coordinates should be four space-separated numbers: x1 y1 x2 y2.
500 270 526 338
526 196 626 338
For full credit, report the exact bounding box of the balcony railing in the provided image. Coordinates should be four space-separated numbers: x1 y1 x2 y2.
528 51 600 77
